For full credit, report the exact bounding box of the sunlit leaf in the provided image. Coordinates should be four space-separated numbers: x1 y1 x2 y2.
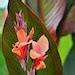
63 34 75 75
2 0 62 75
58 34 73 65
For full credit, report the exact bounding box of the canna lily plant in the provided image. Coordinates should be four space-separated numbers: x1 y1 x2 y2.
2 0 62 74
2 0 75 75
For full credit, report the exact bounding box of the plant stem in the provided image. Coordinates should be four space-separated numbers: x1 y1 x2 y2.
27 68 35 75
26 45 30 75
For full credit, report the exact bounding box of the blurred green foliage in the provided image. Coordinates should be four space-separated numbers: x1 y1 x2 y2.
0 9 8 75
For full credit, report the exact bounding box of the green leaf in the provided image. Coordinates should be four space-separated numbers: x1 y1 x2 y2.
63 34 75 75
58 34 73 65
2 0 62 75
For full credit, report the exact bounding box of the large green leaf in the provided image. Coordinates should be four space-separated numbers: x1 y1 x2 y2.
2 0 62 75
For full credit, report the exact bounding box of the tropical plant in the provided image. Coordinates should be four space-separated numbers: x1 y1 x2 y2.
2 0 75 75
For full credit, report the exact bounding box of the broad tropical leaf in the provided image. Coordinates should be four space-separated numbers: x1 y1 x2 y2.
25 0 66 41
2 0 62 75
26 0 66 30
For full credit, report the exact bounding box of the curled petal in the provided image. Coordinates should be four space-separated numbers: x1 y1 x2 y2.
37 35 49 52
12 48 21 57
16 29 27 42
12 46 27 59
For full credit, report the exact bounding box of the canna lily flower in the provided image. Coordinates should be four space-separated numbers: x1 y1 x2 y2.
12 27 34 59
12 12 34 59
30 35 49 70
12 12 34 71
12 28 34 59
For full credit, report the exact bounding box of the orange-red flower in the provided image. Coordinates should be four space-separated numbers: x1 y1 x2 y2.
12 28 34 59
33 55 48 70
30 35 49 70
12 13 34 59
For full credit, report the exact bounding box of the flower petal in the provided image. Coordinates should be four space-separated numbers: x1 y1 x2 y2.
32 41 45 56
37 35 49 52
35 61 46 70
16 29 27 42
27 27 34 41
12 48 21 57
18 40 32 47
12 46 27 59
30 49 41 59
